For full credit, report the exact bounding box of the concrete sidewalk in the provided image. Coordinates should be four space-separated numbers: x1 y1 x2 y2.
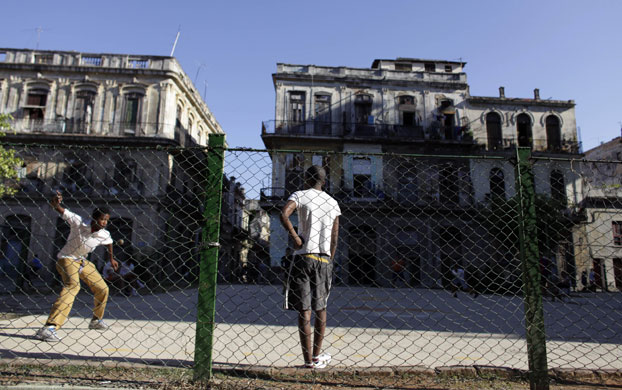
1 285 622 370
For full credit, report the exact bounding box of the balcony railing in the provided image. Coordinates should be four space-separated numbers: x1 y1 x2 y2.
7 118 167 137
262 120 470 142
476 137 581 154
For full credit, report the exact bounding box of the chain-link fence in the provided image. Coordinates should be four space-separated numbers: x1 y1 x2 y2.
0 139 621 389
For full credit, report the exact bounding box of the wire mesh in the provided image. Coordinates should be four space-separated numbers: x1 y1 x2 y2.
0 143 621 388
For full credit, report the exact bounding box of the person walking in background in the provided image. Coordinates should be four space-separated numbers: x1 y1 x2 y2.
280 165 341 369
450 264 478 298
580 270 588 292
35 191 118 342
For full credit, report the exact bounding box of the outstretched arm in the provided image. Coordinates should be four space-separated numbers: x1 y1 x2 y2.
50 191 65 215
106 243 119 271
330 216 339 261
280 200 303 249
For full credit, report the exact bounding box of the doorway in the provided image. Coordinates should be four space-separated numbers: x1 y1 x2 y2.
348 225 377 286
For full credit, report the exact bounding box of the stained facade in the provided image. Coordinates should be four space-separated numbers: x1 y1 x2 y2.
260 57 582 289
0 48 224 292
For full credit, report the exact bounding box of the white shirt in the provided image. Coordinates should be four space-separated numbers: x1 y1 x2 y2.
288 189 341 257
57 209 113 260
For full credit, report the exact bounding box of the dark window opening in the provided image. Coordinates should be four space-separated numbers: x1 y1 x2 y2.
113 159 138 192
613 221 622 246
546 115 562 151
73 91 95 133
24 89 48 121
517 113 532 148
354 95 372 124
395 63 412 71
440 166 459 205
439 100 455 139
175 104 182 141
424 63 436 72
353 174 373 198
0 215 32 291
288 92 305 123
123 93 142 134
439 226 463 288
354 95 374 136
489 168 505 200
314 94 331 135
403 111 416 127
486 112 503 149
398 172 418 204
550 170 566 205
62 158 89 194
613 258 622 290
444 65 452 72
348 225 377 286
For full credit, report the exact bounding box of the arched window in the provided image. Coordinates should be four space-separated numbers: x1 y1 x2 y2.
546 115 561 151
517 113 532 148
550 170 566 205
399 95 417 128
122 92 143 134
175 104 183 141
354 94 373 124
489 168 505 200
73 90 96 133
314 94 331 135
486 112 502 150
24 88 48 122
188 114 194 140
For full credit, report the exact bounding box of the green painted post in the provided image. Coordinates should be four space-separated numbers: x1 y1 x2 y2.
515 147 549 390
194 134 225 380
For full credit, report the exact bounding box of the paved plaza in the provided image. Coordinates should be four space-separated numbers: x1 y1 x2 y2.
1 285 621 370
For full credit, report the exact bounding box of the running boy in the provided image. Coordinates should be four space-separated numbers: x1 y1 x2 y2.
36 191 118 342
280 165 341 368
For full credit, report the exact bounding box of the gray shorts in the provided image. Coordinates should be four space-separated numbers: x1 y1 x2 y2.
287 254 332 312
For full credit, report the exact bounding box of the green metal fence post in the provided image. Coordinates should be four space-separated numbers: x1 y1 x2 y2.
194 134 225 380
515 147 549 390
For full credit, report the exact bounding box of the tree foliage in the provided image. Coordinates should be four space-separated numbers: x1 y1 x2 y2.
483 193 572 258
479 193 573 294
0 114 23 197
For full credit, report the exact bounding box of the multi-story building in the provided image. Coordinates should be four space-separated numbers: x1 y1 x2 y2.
0 48 224 293
260 57 582 289
574 136 622 291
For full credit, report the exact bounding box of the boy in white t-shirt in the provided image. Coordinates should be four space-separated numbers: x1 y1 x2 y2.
280 165 341 368
35 191 118 342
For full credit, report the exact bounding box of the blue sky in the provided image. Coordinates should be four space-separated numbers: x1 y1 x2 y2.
1 0 620 151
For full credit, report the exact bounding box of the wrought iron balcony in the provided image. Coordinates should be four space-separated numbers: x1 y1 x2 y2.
262 120 472 142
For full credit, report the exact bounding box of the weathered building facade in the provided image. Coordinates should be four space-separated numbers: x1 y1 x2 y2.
574 137 622 291
0 48 224 292
260 57 582 289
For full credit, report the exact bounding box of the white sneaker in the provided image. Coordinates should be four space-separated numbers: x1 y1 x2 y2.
311 352 331 368
88 319 108 330
35 326 61 342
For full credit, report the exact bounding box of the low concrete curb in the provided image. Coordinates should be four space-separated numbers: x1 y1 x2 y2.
3 358 622 386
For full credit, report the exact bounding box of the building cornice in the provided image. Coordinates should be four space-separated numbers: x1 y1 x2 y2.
468 96 574 108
